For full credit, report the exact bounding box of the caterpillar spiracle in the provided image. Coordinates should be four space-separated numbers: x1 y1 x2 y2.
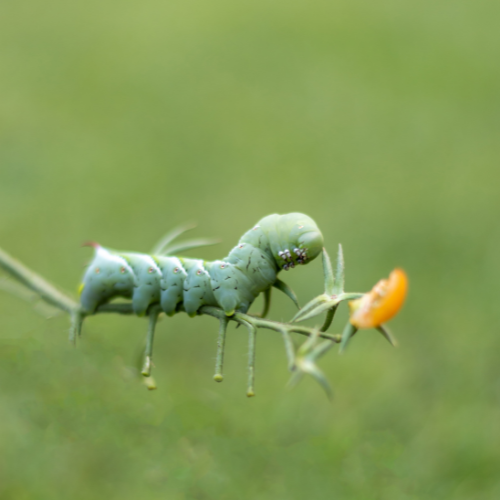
79 213 323 317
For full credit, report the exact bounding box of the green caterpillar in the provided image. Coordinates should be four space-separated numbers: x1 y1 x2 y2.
79 213 323 317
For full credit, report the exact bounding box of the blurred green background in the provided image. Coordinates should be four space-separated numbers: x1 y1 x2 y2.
1 0 499 498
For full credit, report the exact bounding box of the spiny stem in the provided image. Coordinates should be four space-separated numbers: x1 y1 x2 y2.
214 316 229 382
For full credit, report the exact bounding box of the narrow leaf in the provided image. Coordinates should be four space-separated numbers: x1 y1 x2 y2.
310 339 336 361
280 328 296 370
293 300 337 323
322 247 335 296
162 238 220 255
320 305 337 332
287 369 304 389
339 322 358 354
291 294 329 322
307 363 333 401
151 222 196 254
338 292 364 301
332 244 345 295
376 324 398 347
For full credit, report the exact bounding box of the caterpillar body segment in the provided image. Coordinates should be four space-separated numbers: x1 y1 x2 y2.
79 213 324 317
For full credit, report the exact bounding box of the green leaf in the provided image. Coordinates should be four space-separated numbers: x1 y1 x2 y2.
339 322 358 354
322 247 335 296
376 324 398 347
291 294 329 322
292 299 336 323
332 244 345 295
162 238 220 255
320 305 337 332
151 222 196 254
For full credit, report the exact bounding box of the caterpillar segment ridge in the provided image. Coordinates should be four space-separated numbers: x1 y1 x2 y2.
79 213 324 318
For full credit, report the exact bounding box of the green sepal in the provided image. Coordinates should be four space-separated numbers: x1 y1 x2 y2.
376 324 398 347
339 322 358 354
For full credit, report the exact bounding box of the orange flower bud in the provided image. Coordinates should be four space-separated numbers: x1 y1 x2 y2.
349 268 408 329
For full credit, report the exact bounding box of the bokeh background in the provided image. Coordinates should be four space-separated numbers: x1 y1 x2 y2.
1 0 499 498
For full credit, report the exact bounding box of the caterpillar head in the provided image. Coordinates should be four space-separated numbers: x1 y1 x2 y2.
274 213 324 271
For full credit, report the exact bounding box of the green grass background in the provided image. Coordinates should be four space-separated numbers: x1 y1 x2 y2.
1 0 499 498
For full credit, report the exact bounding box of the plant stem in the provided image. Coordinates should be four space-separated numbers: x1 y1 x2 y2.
0 247 79 314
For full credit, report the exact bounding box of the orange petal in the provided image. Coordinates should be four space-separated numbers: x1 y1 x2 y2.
349 268 408 329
